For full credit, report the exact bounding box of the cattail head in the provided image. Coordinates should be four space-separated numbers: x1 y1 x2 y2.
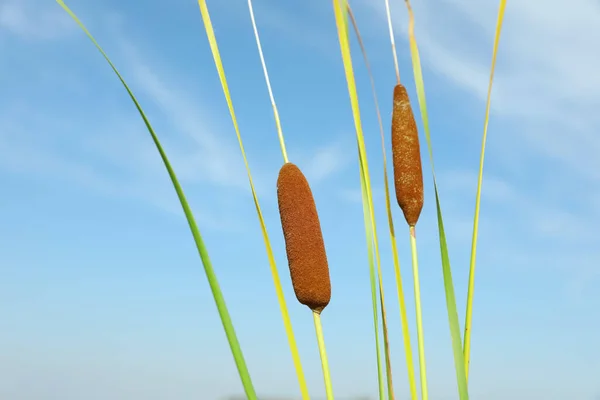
277 162 331 313
391 84 424 227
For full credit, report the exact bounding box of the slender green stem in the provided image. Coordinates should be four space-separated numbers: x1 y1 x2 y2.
390 225 419 400
313 312 334 400
345 7 417 398
359 162 385 400
54 2 257 398
336 3 391 398
246 0 290 165
409 226 428 400
403 2 470 398
463 0 507 381
380 290 396 400
242 1 309 397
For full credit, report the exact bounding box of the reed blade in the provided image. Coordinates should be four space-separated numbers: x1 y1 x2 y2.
464 0 507 380
347 5 418 399
333 1 397 399
55 1 257 398
401 0 469 398
196 1 309 398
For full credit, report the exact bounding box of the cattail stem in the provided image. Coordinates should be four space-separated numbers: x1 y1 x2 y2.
383 0 401 84
245 2 309 398
359 156 386 400
246 0 290 164
380 290 396 400
346 7 418 399
56 2 258 399
463 0 507 381
313 312 334 400
410 226 428 400
390 228 419 400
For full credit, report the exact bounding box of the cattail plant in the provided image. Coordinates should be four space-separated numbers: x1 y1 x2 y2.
55 0 508 399
347 5 418 399
53 2 259 399
277 162 334 400
197 0 311 398
390 82 428 400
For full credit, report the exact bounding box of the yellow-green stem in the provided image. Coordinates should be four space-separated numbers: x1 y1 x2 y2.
463 0 507 381
358 161 385 400
390 228 419 400
333 2 389 399
246 0 290 164
313 312 334 400
245 0 308 396
409 226 428 400
56 2 258 398
345 7 418 398
383 0 400 84
380 289 396 400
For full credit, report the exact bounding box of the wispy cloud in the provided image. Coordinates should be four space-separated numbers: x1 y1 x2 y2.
0 0 75 40
0 6 355 230
298 137 354 184
437 168 600 298
335 0 600 300
120 42 352 194
218 0 336 55
0 103 247 232
122 44 255 193
362 0 600 181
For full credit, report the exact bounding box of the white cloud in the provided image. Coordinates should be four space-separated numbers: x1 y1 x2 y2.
0 104 247 233
436 168 600 300
122 47 254 193
361 0 600 181
0 6 355 231
336 0 600 299
300 138 353 184
117 39 354 192
219 0 336 55
0 0 75 40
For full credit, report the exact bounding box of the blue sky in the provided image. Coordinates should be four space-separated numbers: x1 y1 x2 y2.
1 0 599 399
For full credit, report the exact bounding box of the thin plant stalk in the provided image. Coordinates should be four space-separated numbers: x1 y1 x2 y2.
347 5 417 400
366 174 396 400
333 2 393 400
383 0 401 84
346 12 395 400
409 226 428 400
463 0 507 380
55 1 257 398
359 161 385 400
380 290 396 400
313 312 334 400
196 3 313 400
244 0 310 397
401 0 469 398
246 0 290 164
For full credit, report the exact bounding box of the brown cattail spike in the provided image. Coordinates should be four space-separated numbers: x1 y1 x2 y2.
391 84 424 226
277 162 331 313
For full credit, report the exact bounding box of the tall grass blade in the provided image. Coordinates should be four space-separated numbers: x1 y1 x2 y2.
401 0 468 398
383 0 401 84
333 1 397 399
408 228 428 400
313 312 335 400
196 1 309 398
347 6 418 399
359 155 386 400
463 0 507 380
246 0 290 165
55 1 257 398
